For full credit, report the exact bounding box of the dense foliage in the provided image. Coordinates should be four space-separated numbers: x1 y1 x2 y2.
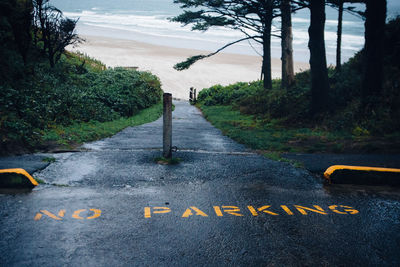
0 53 162 153
198 17 400 136
0 0 163 154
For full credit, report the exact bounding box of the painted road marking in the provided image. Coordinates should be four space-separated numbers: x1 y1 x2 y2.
144 205 359 218
144 207 171 218
34 209 102 221
34 210 65 221
33 205 359 221
247 206 279 216
329 205 359 215
294 205 327 215
72 209 102 219
280 205 294 215
214 206 244 216
182 207 208 218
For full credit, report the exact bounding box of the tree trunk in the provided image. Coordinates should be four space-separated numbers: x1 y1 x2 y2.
361 0 386 109
308 0 330 115
336 0 343 72
262 4 273 90
281 0 295 89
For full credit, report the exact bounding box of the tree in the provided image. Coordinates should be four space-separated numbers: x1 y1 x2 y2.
333 0 344 71
0 0 33 64
280 0 295 88
361 0 386 110
33 0 81 67
294 0 330 114
171 0 282 90
308 0 330 114
328 0 364 72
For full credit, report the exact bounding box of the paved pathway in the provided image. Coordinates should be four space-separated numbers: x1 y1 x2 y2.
1 101 400 266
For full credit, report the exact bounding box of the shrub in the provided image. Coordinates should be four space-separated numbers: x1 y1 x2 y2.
87 68 162 117
0 52 163 153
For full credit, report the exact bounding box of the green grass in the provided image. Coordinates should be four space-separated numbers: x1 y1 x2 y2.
199 104 355 154
42 103 163 148
263 152 304 168
42 157 56 163
64 51 106 72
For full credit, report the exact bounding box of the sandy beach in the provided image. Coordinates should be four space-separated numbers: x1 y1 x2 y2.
69 35 309 100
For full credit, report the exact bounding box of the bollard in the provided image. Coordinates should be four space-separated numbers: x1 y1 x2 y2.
193 88 197 103
189 87 193 103
163 93 172 158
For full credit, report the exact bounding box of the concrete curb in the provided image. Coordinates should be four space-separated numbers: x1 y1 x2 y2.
324 165 400 186
0 154 50 175
282 153 400 174
0 168 39 188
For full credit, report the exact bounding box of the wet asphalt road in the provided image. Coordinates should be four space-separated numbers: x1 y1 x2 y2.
1 101 400 266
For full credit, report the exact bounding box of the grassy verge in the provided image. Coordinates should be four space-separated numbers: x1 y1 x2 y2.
41 103 162 150
199 104 400 156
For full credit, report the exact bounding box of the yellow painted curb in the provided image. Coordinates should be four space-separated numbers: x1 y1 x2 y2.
0 168 39 186
324 165 400 183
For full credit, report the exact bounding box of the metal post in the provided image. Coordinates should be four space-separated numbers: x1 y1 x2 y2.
163 93 172 158
189 87 193 103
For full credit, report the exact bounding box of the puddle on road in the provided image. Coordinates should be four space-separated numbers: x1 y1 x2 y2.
199 132 231 151
82 140 107 151
35 153 99 185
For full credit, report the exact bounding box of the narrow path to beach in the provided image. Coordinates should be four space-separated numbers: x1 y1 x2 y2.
1 101 399 266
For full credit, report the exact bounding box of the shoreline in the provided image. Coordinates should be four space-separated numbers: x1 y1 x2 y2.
69 35 310 99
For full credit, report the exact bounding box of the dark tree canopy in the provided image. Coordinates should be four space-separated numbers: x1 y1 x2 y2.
33 0 82 67
0 0 33 65
171 0 283 89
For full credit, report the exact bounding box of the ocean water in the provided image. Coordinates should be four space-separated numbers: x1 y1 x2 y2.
51 0 400 64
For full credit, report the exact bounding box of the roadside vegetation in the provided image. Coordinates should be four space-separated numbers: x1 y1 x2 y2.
172 0 389 119
197 17 400 155
0 0 163 155
42 103 163 150
0 51 163 154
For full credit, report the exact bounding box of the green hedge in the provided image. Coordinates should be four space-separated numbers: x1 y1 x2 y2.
0 53 163 152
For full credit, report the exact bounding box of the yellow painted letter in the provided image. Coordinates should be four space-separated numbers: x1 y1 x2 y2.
87 209 102 219
247 206 258 216
329 205 359 215
213 206 223 216
213 206 244 216
144 207 171 218
294 205 327 215
34 210 64 221
144 207 151 218
258 206 278 216
281 205 294 215
182 207 208 218
72 209 87 219
72 209 102 219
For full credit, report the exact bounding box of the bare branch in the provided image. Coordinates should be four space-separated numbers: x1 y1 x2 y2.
174 36 256 70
